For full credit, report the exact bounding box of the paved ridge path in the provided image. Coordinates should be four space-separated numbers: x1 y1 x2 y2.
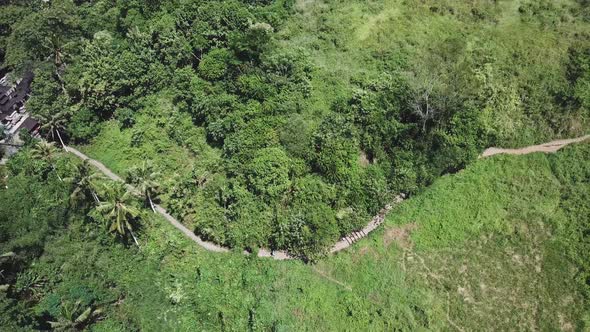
481 135 590 157
66 134 589 260
68 147 230 253
66 146 402 259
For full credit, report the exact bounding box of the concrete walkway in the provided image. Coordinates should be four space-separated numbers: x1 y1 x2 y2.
65 133 589 260
481 135 589 158
66 146 405 259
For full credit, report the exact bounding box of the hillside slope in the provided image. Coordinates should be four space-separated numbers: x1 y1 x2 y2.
2 142 588 330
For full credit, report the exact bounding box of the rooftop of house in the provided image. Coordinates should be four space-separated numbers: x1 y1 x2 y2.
21 117 39 132
0 70 39 135
0 71 33 117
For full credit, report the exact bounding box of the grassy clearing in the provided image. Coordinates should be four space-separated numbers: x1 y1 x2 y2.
79 120 194 178
77 94 222 208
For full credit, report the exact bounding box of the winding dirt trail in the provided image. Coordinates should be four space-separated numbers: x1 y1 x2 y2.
65 134 589 260
68 147 231 253
480 135 589 158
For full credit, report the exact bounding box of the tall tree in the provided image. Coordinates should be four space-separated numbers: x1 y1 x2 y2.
65 160 103 206
38 111 69 150
94 182 141 246
4 0 81 72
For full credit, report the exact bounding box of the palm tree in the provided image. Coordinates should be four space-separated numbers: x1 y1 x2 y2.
31 141 62 181
43 35 67 68
95 182 141 246
31 141 58 162
42 34 76 98
39 112 69 150
126 161 160 212
66 160 103 206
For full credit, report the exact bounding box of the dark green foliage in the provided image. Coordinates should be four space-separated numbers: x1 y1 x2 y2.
312 113 360 184
275 202 339 261
245 147 291 199
114 107 135 128
77 32 155 116
0 150 72 310
568 44 590 112
198 48 234 81
26 65 67 120
1 0 589 258
4 0 82 71
67 107 100 143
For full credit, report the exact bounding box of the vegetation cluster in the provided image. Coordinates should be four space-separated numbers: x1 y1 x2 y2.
1 0 589 259
1 137 589 330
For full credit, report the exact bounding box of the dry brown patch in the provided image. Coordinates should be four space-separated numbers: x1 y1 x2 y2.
383 223 417 249
352 246 378 263
292 308 304 320
358 246 371 256
559 313 574 332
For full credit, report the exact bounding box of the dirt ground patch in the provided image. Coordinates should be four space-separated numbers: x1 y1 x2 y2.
358 151 371 167
480 135 590 158
383 223 417 249
351 246 379 263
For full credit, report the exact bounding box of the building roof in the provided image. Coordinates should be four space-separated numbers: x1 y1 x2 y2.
18 117 39 132
0 71 33 116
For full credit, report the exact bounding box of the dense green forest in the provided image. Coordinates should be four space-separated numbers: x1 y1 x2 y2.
1 0 590 329
1 0 589 259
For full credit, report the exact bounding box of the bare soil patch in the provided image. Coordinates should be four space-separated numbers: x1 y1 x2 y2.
358 151 371 167
383 223 417 249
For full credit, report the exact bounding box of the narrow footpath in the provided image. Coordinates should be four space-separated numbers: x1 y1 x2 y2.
65 134 590 260
68 147 230 253
480 135 589 157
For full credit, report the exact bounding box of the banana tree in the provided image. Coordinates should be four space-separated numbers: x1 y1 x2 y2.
48 300 102 331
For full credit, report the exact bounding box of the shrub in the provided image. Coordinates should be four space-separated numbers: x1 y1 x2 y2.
198 48 234 81
246 147 292 200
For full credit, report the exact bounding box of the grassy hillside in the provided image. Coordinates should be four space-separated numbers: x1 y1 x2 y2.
2 141 588 330
2 0 590 328
279 0 590 145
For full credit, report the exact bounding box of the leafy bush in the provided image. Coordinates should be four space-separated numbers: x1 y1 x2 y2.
246 147 292 200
